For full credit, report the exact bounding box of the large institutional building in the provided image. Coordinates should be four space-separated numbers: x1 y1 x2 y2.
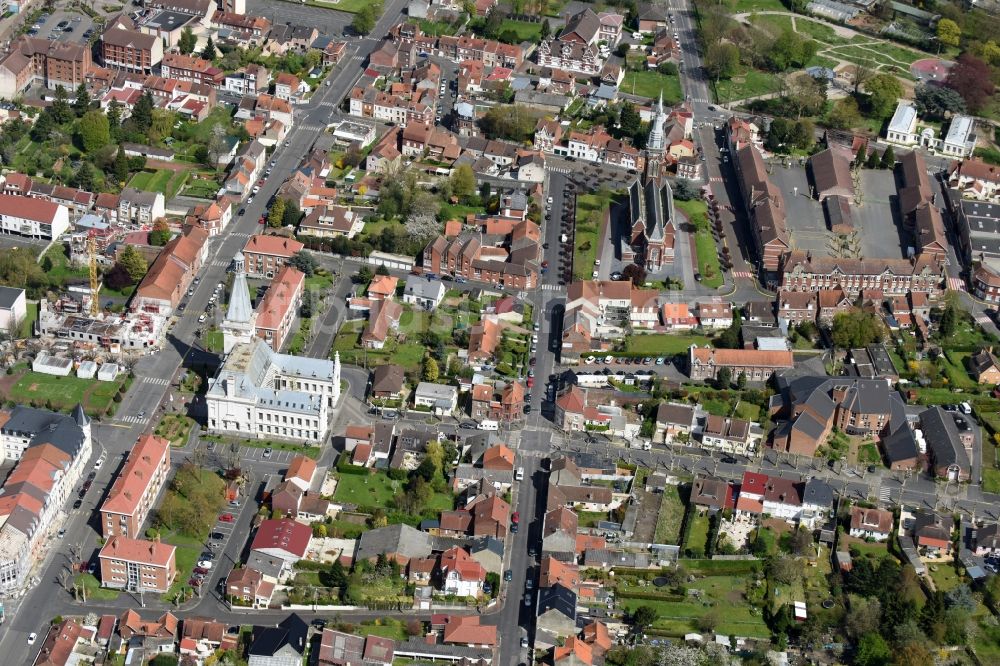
205 254 341 443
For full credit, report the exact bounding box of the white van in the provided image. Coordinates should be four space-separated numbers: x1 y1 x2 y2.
516 467 525 481
478 420 499 431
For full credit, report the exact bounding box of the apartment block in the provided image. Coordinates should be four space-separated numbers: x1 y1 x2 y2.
100 434 171 539
99 536 176 593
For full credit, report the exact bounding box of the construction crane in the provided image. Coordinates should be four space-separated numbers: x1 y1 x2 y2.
87 230 99 317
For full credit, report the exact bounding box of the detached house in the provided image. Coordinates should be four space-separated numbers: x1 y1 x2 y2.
850 506 893 542
439 546 486 597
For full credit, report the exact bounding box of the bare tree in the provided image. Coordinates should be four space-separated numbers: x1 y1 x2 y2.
851 55 876 95
58 568 71 591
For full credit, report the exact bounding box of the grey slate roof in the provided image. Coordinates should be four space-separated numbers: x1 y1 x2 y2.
537 583 577 621
803 478 834 508
920 406 971 471
1 405 88 459
0 286 23 310
356 524 433 562
882 425 919 464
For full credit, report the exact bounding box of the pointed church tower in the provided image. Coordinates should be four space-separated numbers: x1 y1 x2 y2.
222 252 257 354
647 90 667 152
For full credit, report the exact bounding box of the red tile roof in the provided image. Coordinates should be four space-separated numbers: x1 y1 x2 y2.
250 518 311 558
255 265 304 330
243 234 304 258
100 536 176 567
441 615 496 646
101 434 170 515
0 193 60 223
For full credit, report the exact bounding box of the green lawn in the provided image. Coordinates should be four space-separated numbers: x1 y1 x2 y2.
687 512 711 554
203 434 321 459
153 414 195 446
578 510 609 528
653 484 685 544
180 180 220 199
621 70 683 103
939 351 976 389
41 245 89 286
306 0 371 12
731 0 786 10
7 370 127 416
574 193 610 282
19 301 38 338
334 471 405 509
498 19 542 42
439 202 482 223
128 169 190 199
418 18 461 36
203 329 224 353
676 200 724 289
857 442 882 465
624 333 712 356
714 69 783 103
331 320 426 371
982 441 1000 494
75 573 120 601
928 563 962 593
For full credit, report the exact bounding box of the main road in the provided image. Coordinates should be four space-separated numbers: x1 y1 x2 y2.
4 1 412 661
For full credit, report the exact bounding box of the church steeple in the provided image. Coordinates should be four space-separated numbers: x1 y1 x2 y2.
221 252 257 354
647 89 667 153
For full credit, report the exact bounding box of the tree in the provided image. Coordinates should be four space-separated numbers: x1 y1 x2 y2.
865 149 879 169
450 164 476 198
73 83 90 117
832 310 885 348
855 632 891 666
788 527 813 555
76 110 111 152
787 76 826 119
622 264 646 286
72 162 95 192
705 42 740 81
716 366 733 389
850 55 876 95
768 555 804 585
113 144 129 183
404 212 441 244
880 145 895 169
288 252 316 278
106 100 122 139
422 357 439 382
540 19 551 40
945 584 976 612
939 292 962 337
673 178 698 201
131 92 154 133
865 73 904 118
179 27 197 55
50 85 73 124
937 18 961 48
946 53 996 113
479 104 537 142
478 181 491 207
658 61 679 76
629 605 659 633
282 199 302 227
268 198 286 228
914 84 966 120
355 265 373 284
118 246 148 283
200 37 217 61
150 219 171 246
827 96 862 130
352 2 380 35
31 110 54 142
619 101 641 139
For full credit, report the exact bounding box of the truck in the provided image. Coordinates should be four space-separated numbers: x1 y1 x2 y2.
477 419 499 431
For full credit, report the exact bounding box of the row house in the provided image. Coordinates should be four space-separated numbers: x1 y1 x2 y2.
734 143 789 274
437 34 523 69
275 72 307 103
553 386 641 438
423 220 540 290
299 205 364 239
224 139 267 199
469 382 525 424
735 471 834 528
160 53 224 87
779 251 944 298
565 128 642 170
133 225 209 315
118 188 165 224
401 123 461 161
223 63 269 96
211 11 272 46
255 265 305 352
700 415 762 456
242 234 303 279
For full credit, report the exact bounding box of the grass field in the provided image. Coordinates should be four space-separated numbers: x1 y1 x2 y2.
154 414 195 446
675 199 724 289
307 0 370 12
331 320 425 371
128 169 190 200
204 329 224 353
653 484 685 544
334 470 453 513
42 245 89 286
624 333 712 356
982 441 1000 494
687 512 711 554
714 69 783 103
498 19 542 42
574 193 611 282
6 370 126 416
621 70 683 103
731 0 786 10
939 351 976 389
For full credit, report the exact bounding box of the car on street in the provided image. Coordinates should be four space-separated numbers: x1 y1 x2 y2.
721 456 738 464
460 421 477 429
524 404 532 413
197 560 213 569
193 567 209 575
219 513 234 522
512 511 520 524
229 500 240 507
27 633 37 645
263 447 272 458
73 499 82 509
524 595 532 607
526 377 534 388
511 523 518 533
210 531 225 540
504 569 513 581
198 314 207 323
529 357 536 366
57 528 66 538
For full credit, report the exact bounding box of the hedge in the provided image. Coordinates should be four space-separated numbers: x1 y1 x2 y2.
617 590 687 602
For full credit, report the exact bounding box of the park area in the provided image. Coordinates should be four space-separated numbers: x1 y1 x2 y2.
676 200 724 289
333 467 455 518
573 192 613 282
331 319 426 371
0 365 128 417
621 70 683 103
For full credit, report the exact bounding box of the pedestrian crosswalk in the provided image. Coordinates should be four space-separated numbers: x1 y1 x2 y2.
539 284 563 292
732 271 754 279
878 485 892 503
948 277 967 292
230 231 250 240
116 415 146 425
141 376 170 386
549 167 572 174
210 259 230 268
976 314 993 326
708 176 723 183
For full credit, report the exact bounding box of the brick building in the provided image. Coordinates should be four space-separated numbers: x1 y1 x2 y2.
100 434 171 539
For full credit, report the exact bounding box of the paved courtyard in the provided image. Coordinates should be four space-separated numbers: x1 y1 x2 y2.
719 513 758 550
768 163 909 261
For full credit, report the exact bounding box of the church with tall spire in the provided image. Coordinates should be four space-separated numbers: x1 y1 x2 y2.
222 252 257 354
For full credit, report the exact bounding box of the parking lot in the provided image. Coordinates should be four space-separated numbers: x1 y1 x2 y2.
26 9 94 44
199 439 303 465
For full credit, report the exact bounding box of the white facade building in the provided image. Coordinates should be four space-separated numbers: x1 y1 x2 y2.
0 194 70 240
941 115 977 158
207 268 342 444
886 101 918 147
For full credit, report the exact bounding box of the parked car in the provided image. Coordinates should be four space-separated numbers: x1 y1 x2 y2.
504 569 513 581
197 560 213 569
262 447 272 458
218 513 234 522
27 633 37 645
193 567 209 575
